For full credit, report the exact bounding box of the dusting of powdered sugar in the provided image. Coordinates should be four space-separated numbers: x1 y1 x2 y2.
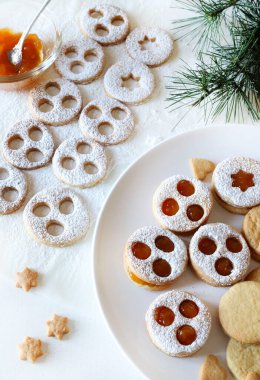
79 96 135 145
23 187 89 247
79 3 130 46
153 175 213 233
55 37 104 84
126 27 173 67
189 223 250 286
145 290 211 357
125 226 187 285
2 119 54 170
29 78 82 126
0 159 27 215
213 156 260 208
52 137 108 188
104 58 155 105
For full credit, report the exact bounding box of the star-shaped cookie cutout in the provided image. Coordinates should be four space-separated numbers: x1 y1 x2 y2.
18 336 44 363
231 169 254 192
190 158 215 180
46 314 70 340
16 268 38 292
138 35 157 51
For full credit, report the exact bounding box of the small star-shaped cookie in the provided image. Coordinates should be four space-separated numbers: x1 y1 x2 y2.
231 169 254 192
16 268 38 292
46 314 70 340
18 336 44 363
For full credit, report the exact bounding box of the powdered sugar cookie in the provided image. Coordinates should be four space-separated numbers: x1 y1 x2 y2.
199 355 227 380
243 205 260 262
189 223 250 287
126 27 173 67
23 187 89 247
3 119 54 170
153 175 213 234
79 97 134 145
212 157 260 214
55 38 104 84
145 290 211 357
29 78 82 126
104 59 155 105
52 137 107 188
80 4 129 46
124 226 188 290
0 160 27 215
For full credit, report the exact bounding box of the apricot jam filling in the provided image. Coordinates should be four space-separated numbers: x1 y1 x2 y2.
154 306 175 326
155 235 174 252
198 237 217 255
152 258 171 277
0 28 43 75
215 257 233 276
179 300 199 318
177 180 195 197
176 325 197 345
231 169 254 192
186 204 204 222
162 198 179 216
131 241 151 260
226 237 242 253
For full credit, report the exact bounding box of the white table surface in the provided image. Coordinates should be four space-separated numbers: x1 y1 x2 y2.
0 1 258 379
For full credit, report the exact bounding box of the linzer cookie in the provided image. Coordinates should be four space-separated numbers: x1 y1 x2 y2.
189 223 250 287
145 290 211 357
55 38 104 84
80 4 129 45
212 157 260 214
124 226 188 290
126 27 173 67
152 175 213 233
243 205 260 261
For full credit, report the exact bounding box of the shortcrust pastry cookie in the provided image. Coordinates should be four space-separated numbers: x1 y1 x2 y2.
189 223 250 287
18 337 44 363
46 314 70 340
199 354 227 380
145 290 211 357
80 4 129 46
124 226 188 290
212 157 260 214
29 78 82 126
152 175 213 234
52 137 107 188
0 160 27 215
247 374 260 380
79 97 134 145
55 38 104 84
190 158 215 181
23 187 89 247
245 267 260 282
3 119 54 170
227 338 260 380
16 268 38 292
126 27 173 67
243 205 260 261
104 59 155 105
219 281 260 344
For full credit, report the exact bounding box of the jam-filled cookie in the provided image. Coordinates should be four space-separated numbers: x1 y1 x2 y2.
124 226 187 290
189 223 250 287
145 290 211 357
212 157 260 215
153 175 213 234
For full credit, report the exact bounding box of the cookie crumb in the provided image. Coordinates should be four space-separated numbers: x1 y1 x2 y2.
18 336 44 363
46 314 70 340
16 268 38 292
190 158 215 180
200 354 227 380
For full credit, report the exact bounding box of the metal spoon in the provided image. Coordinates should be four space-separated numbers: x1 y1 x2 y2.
7 0 51 70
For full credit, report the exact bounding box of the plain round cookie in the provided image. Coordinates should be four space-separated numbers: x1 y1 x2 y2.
79 97 134 145
80 4 129 45
52 137 108 188
199 355 227 380
243 205 260 261
245 268 260 282
189 223 250 286
227 338 260 380
126 27 173 67
23 187 89 247
29 78 82 126
0 160 27 214
3 119 54 170
55 38 104 84
104 59 155 105
219 281 260 344
145 290 211 357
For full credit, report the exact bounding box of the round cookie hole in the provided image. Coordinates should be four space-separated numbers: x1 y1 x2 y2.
8 135 24 150
215 257 233 276
33 202 51 217
28 126 43 141
152 259 171 277
89 9 103 18
65 47 78 58
154 306 175 327
198 237 217 255
59 197 74 215
26 149 44 163
111 107 127 120
45 82 61 96
38 99 54 113
2 187 18 202
70 61 84 74
84 50 97 62
84 162 98 175
111 15 124 26
47 221 64 237
176 325 197 346
161 198 179 216
86 105 102 119
77 142 92 154
155 236 174 252
62 96 77 109
62 157 76 170
95 24 109 37
186 205 204 222
98 122 114 136
179 300 199 318
0 168 9 180
226 237 242 253
177 180 195 197
131 241 151 260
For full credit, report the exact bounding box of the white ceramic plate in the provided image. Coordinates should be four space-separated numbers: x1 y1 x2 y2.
93 125 259 380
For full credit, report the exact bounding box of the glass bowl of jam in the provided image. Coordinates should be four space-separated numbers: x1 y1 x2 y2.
0 0 62 90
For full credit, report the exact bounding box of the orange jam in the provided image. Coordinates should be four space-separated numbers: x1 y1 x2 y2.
162 198 179 216
199 237 217 255
177 180 195 197
231 170 254 192
186 204 204 221
179 300 199 318
0 28 43 75
155 235 174 252
226 237 242 253
176 325 197 345
152 258 171 277
215 257 233 276
154 306 175 326
131 242 151 260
